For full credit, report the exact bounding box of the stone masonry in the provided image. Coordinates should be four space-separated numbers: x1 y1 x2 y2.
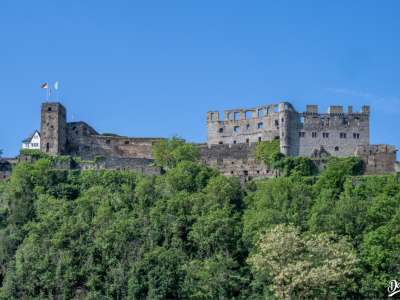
207 102 370 157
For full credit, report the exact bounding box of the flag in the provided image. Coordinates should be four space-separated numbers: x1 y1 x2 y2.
41 83 48 89
54 81 59 90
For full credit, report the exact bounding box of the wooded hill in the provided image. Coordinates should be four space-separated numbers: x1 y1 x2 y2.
0 139 398 299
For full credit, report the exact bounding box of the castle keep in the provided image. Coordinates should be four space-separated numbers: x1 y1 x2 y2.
0 101 397 181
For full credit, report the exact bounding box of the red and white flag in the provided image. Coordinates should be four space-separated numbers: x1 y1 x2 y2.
41 83 49 89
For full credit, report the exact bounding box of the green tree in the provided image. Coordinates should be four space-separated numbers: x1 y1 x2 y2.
182 254 243 299
255 139 284 168
248 224 358 299
243 177 313 246
152 137 200 169
360 208 400 298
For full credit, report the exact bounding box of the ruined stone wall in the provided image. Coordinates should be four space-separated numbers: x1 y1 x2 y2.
79 157 161 175
66 121 99 155
299 105 370 157
66 133 161 160
207 104 282 146
355 144 397 174
198 143 274 180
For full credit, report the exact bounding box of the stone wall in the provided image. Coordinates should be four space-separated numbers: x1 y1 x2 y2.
355 144 397 174
198 143 274 180
79 157 161 175
67 132 161 160
299 105 370 157
207 103 282 145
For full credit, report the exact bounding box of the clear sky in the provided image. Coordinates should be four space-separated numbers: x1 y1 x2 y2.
1 0 399 157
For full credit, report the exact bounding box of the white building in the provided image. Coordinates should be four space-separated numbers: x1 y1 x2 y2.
22 130 41 150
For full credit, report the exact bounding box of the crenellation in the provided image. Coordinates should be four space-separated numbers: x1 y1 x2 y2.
328 105 344 114
306 105 318 114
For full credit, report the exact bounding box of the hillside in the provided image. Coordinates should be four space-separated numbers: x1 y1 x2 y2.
0 139 399 299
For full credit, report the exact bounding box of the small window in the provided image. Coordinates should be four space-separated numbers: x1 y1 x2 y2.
258 109 265 118
234 126 240 133
233 140 237 144
210 112 215 121
299 132 305 138
218 141 223 144
46 143 50 152
219 128 223 133
244 170 249 176
340 133 347 139
256 170 260 174
258 137 262 142
275 120 279 127
353 133 360 139
234 112 240 121
106 139 111 145
48 107 52 112
257 122 264 129
245 111 252 119
246 124 250 130
323 132 329 138
312 132 317 138
230 171 234 175
72 126 77 130
335 146 339 151
246 138 249 144
124 140 129 145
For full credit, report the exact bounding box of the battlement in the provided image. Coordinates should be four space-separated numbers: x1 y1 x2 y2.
207 102 297 123
304 104 370 115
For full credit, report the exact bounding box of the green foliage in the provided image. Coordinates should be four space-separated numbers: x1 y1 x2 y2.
152 137 200 169
19 149 48 160
277 156 318 177
243 177 313 246
255 139 283 168
255 140 317 176
0 140 397 299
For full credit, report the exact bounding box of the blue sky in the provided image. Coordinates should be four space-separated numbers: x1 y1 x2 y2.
1 0 399 157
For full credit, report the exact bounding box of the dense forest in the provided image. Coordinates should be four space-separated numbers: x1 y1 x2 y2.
0 139 399 299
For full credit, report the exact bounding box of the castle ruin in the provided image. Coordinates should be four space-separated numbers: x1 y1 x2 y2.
0 101 397 181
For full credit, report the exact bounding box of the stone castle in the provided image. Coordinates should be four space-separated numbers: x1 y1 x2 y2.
0 101 397 181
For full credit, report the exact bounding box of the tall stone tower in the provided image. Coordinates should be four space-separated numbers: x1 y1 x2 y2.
40 102 67 155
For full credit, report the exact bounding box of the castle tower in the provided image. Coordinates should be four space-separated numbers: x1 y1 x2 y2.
278 102 290 155
40 102 67 155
